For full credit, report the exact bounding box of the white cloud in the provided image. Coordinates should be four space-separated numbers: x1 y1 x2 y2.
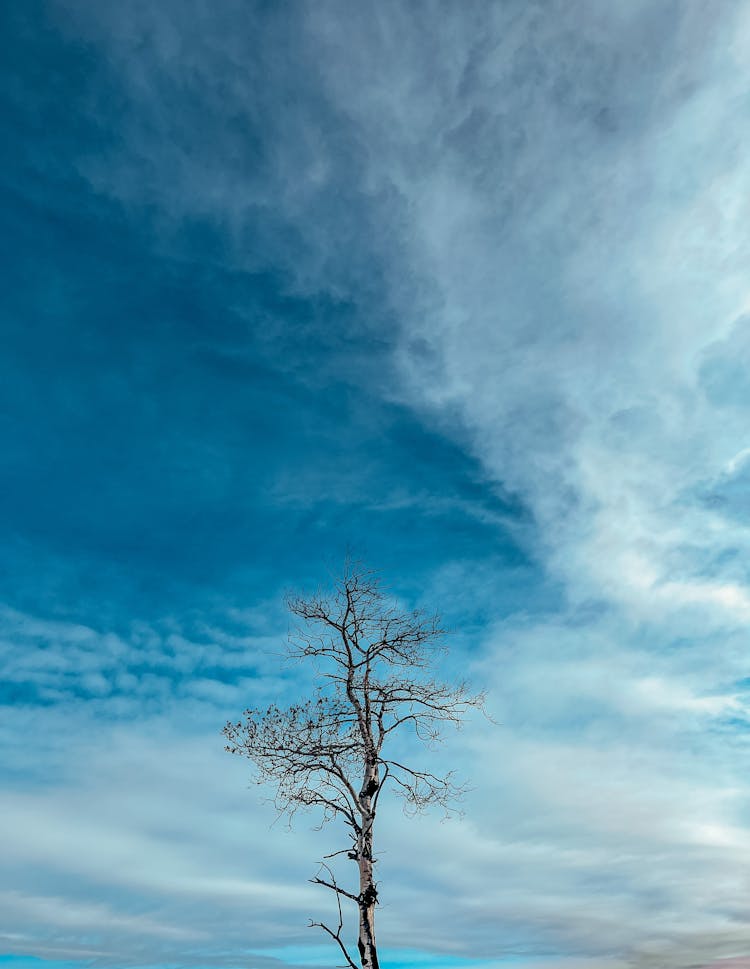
9 3 750 968
300 6 750 964
297 3 750 625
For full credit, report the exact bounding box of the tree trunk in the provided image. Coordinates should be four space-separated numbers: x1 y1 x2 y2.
357 850 378 969
357 766 379 969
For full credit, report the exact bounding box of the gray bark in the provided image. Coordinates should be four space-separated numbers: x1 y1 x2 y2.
356 766 379 969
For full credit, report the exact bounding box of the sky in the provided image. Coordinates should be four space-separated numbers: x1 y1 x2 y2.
3 1 750 968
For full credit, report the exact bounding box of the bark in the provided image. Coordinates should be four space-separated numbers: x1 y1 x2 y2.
356 764 379 969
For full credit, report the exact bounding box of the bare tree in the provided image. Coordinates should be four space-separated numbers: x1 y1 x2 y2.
223 563 484 969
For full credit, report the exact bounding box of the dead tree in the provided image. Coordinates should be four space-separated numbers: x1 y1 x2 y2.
223 563 484 969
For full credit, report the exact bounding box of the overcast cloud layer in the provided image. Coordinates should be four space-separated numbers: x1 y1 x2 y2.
3 3 750 969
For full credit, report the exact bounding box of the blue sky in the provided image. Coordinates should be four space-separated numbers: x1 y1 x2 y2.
3 2 750 969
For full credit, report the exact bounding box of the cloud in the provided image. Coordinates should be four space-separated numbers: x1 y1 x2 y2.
4 2 750 969
0 716 329 966
295 4 750 965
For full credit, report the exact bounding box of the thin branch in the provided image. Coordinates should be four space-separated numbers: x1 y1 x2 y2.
311 877 360 903
310 861 360 903
309 862 359 969
310 920 359 969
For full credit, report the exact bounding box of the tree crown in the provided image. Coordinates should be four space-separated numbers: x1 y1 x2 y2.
223 563 484 826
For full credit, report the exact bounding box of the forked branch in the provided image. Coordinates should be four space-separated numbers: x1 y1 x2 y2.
310 862 359 969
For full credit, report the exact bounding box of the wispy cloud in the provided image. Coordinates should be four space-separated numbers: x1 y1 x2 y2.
2 2 750 968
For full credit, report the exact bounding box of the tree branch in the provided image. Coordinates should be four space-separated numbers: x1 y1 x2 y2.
309 862 360 969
